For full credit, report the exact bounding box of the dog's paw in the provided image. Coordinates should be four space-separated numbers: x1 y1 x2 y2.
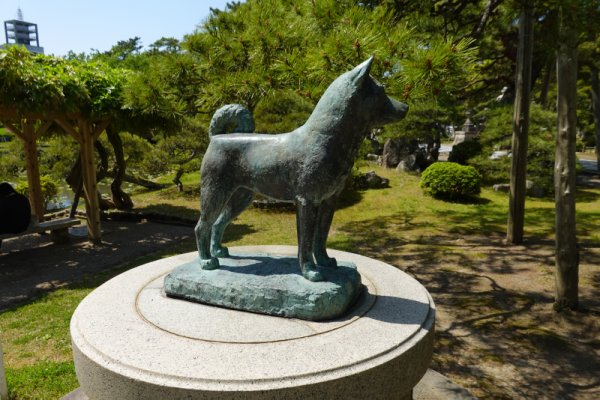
199 257 220 270
316 256 337 269
212 246 229 258
302 263 324 282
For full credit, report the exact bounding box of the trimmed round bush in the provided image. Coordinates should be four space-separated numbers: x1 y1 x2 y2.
448 140 482 165
420 162 481 200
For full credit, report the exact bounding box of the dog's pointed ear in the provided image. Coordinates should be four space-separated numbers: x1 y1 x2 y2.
352 56 374 86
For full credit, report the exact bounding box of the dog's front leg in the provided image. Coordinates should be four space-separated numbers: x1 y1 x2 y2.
195 218 219 270
313 196 337 269
296 200 324 282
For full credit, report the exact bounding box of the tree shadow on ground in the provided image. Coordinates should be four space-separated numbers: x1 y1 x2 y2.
336 187 364 209
327 211 600 399
0 221 196 311
0 214 260 313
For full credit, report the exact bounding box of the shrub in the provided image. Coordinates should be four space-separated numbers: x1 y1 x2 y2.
16 175 59 210
448 140 482 165
420 162 481 200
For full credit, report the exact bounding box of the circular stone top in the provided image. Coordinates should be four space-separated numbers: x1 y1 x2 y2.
71 246 435 392
139 269 376 343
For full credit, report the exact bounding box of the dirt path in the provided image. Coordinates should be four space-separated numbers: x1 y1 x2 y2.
0 220 194 311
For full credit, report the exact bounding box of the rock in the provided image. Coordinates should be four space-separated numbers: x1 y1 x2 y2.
382 138 418 168
382 139 401 168
364 170 389 188
382 138 424 170
493 183 510 192
365 153 380 162
526 180 545 198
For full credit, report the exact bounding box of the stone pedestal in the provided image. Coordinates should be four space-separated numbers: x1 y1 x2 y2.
70 246 435 400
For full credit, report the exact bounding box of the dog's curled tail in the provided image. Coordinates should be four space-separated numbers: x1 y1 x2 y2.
208 104 255 138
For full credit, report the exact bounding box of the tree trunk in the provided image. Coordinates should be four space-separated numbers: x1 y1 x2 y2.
539 59 554 108
173 167 185 192
590 64 600 173
471 0 500 38
106 126 133 210
554 7 579 311
118 173 168 190
507 2 534 244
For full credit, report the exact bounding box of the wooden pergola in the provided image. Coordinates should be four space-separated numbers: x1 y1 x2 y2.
0 109 110 243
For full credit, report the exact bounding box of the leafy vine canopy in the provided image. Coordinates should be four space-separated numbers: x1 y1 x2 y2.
0 46 129 118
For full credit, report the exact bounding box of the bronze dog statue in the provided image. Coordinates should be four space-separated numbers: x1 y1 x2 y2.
195 57 408 281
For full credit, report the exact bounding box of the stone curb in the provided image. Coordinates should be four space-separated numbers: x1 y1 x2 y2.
63 369 476 400
414 369 477 400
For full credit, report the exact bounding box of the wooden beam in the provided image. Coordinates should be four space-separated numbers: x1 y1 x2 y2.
55 117 81 143
78 118 102 243
1 120 26 141
92 119 110 140
35 120 53 138
23 120 45 222
0 107 82 121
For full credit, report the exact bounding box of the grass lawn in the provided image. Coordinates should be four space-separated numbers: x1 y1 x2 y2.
1 164 599 399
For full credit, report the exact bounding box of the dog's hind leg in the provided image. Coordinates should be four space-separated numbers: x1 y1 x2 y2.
210 188 254 257
296 200 324 282
313 196 337 269
195 185 233 270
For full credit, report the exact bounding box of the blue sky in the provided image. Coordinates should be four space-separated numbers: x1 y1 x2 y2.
0 0 232 56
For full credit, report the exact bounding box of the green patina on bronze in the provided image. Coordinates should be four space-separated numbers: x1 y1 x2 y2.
164 58 407 320
194 57 407 282
164 253 362 321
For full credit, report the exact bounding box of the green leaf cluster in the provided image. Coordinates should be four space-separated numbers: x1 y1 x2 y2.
0 46 128 117
15 175 59 210
468 103 557 192
184 0 477 114
420 161 482 200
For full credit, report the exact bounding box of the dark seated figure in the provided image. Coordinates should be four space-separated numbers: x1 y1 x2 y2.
0 182 31 234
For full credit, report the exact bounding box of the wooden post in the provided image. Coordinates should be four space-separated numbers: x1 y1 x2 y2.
0 341 7 400
55 117 106 244
78 119 102 243
4 119 53 223
18 120 45 222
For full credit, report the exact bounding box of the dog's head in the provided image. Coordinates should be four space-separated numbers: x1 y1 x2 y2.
309 56 408 131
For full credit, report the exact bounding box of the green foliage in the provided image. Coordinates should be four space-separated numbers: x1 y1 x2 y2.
15 175 59 210
469 103 556 193
420 162 482 200
0 46 129 117
254 90 314 133
0 137 24 180
39 135 79 181
448 140 483 165
138 117 208 179
184 0 477 115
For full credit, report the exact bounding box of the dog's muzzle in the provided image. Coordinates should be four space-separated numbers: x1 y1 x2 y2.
381 96 409 124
